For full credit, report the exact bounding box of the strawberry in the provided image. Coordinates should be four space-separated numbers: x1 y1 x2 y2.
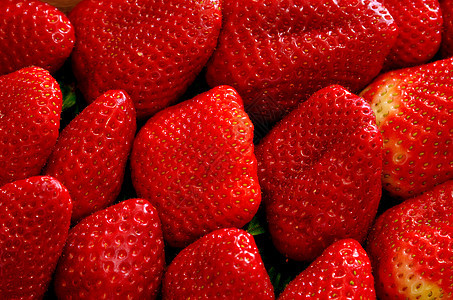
376 0 443 70
54 198 165 299
69 0 222 119
44 90 136 223
441 0 453 58
0 0 75 75
162 228 274 299
359 57 453 199
0 67 62 187
279 239 376 299
205 0 398 123
256 85 382 262
0 176 72 299
131 86 261 248
366 180 453 299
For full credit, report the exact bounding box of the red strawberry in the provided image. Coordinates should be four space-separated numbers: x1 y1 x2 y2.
441 0 453 58
279 239 376 299
54 198 165 299
0 176 72 299
44 90 136 223
367 180 453 299
205 0 398 123
131 86 261 248
376 0 443 70
0 0 75 75
0 67 62 187
256 85 382 261
69 0 222 119
359 57 453 199
163 228 274 299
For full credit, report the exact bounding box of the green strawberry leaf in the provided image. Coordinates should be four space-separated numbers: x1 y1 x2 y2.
246 215 266 236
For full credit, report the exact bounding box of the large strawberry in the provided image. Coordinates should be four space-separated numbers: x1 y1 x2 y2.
54 199 165 299
360 57 453 199
279 239 376 299
205 0 398 123
0 176 72 299
162 228 274 299
376 0 443 70
367 180 453 299
441 0 453 58
0 67 62 187
256 85 382 262
131 86 261 248
44 90 136 223
0 0 75 75
69 0 222 119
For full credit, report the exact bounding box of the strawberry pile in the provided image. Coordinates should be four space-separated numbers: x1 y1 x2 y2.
0 0 452 299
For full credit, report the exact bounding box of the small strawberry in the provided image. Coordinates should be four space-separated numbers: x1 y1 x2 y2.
279 239 376 299
206 0 398 123
360 57 453 199
0 67 62 187
69 0 222 119
131 86 261 248
54 199 165 299
367 180 453 300
441 0 453 58
162 228 274 299
256 85 382 262
44 90 136 223
0 0 75 75
0 176 72 299
376 0 443 70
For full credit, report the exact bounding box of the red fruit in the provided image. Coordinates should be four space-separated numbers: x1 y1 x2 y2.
279 239 376 299
0 67 62 187
0 0 75 75
360 57 453 199
131 86 261 247
441 0 453 58
54 199 165 299
44 90 136 222
377 0 442 70
163 228 274 299
69 0 222 119
367 180 453 299
0 176 72 299
206 0 397 123
256 85 382 261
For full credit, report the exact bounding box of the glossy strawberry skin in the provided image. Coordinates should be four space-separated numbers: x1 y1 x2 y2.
377 0 442 70
69 0 222 119
206 0 397 123
367 181 453 300
256 85 382 262
54 199 165 299
0 0 75 75
0 67 62 187
279 239 376 299
441 0 453 58
163 228 274 299
44 90 136 223
131 86 261 248
0 176 72 299
360 58 453 199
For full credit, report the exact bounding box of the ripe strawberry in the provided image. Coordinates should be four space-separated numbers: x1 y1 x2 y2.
360 57 453 199
205 0 398 123
44 90 136 223
163 228 274 299
131 86 261 248
0 67 62 187
441 0 453 58
0 0 75 75
69 0 222 119
0 176 72 299
256 85 382 262
54 198 165 299
376 0 443 70
367 180 453 300
279 239 376 299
